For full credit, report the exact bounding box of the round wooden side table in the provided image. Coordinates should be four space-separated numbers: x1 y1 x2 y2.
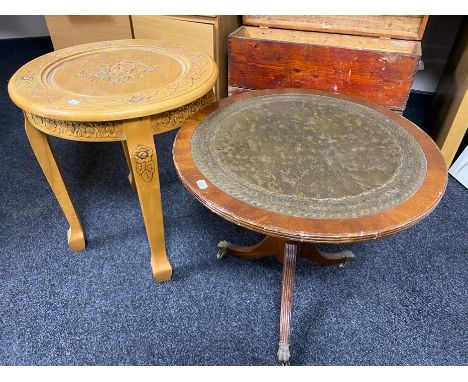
173 89 448 364
8 39 218 282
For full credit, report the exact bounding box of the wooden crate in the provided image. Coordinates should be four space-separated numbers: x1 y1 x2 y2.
242 16 428 40
228 25 423 111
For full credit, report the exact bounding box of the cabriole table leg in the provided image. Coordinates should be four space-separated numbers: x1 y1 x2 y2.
121 140 137 192
123 117 172 282
23 114 85 251
217 236 285 260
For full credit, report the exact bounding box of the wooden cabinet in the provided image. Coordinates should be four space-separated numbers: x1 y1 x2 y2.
132 16 239 98
45 15 240 99
45 16 133 50
132 16 214 57
229 16 428 111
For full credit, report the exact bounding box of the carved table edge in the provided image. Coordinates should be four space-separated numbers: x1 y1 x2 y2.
24 90 216 142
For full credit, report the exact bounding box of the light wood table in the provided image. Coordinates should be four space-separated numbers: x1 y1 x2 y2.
8 39 218 282
173 89 447 364
44 15 241 99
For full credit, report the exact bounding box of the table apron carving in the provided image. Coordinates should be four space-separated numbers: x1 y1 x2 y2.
25 112 124 141
24 91 215 142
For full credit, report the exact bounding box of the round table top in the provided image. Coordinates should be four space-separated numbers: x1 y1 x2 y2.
173 89 448 243
8 39 218 122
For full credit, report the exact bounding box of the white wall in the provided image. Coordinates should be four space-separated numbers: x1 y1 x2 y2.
0 15 462 93
0 15 49 39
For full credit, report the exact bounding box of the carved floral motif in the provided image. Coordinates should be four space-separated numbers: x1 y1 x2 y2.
11 40 216 113
76 61 161 85
151 91 215 133
24 90 215 142
26 113 122 141
133 145 155 182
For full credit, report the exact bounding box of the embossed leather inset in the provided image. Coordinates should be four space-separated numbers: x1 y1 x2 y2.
191 93 427 219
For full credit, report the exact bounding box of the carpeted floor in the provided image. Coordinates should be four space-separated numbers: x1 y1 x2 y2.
0 37 467 366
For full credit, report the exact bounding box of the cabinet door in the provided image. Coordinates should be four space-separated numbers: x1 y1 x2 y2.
132 16 214 58
45 16 133 50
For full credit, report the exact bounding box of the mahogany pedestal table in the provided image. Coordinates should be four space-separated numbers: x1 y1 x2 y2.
173 89 447 364
8 39 218 282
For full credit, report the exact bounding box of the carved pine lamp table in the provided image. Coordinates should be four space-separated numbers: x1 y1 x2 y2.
8 39 217 282
173 89 447 364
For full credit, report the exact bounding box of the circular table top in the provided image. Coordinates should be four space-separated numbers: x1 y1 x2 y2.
8 39 218 122
173 89 448 243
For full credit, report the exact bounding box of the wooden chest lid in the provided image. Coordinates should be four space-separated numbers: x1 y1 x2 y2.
8 39 218 122
242 16 429 41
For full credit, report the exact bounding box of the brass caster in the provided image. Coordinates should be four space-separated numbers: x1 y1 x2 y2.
338 251 355 268
277 342 290 366
217 240 229 260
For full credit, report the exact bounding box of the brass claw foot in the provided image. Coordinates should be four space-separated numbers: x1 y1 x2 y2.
217 240 229 260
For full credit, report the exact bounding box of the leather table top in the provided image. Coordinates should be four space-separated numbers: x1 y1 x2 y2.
191 93 427 219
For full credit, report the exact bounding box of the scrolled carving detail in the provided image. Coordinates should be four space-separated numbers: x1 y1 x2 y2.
76 61 161 86
151 91 215 133
132 145 155 182
26 113 122 141
11 40 216 113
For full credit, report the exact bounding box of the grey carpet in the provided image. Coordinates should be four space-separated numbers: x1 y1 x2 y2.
0 37 467 365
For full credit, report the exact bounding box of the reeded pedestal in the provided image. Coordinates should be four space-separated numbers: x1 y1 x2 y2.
217 236 354 365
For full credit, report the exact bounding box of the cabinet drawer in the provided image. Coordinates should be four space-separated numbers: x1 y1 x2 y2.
229 26 422 111
132 16 214 58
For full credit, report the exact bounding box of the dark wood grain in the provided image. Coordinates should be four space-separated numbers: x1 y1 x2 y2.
217 236 284 260
218 236 354 265
173 89 448 244
228 27 422 111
